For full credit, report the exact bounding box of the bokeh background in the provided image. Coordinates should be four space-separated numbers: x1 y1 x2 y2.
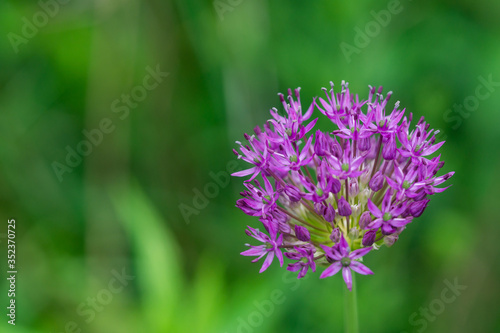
1 0 500 332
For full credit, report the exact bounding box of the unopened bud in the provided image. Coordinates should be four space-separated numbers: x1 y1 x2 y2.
314 202 326 215
348 227 359 240
349 179 359 197
330 228 340 243
384 234 399 247
294 225 311 242
362 230 377 246
338 196 352 216
285 185 302 202
358 137 371 151
382 138 396 160
324 204 336 223
369 171 384 192
409 199 429 217
331 178 342 194
359 211 372 229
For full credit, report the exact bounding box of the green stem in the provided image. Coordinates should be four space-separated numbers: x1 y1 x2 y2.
344 274 359 333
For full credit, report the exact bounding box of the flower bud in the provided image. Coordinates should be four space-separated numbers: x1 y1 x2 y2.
358 136 371 151
314 130 328 156
314 202 326 215
285 250 302 260
369 171 384 192
285 185 302 202
351 204 361 218
349 227 359 240
409 199 430 217
294 225 310 242
337 196 352 216
382 137 396 160
349 179 359 197
412 190 427 202
324 204 336 223
330 228 340 243
331 139 342 158
330 178 342 194
359 211 372 229
384 234 399 247
358 188 370 203
362 230 377 246
278 221 292 234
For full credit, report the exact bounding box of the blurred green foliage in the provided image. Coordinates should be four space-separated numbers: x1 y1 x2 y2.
0 0 499 332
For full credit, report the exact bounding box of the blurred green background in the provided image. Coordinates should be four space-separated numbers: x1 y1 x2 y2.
1 0 499 332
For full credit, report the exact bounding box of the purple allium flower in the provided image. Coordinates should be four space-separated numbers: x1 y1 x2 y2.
241 226 284 273
232 81 454 290
285 245 317 279
367 189 410 235
236 176 279 217
319 235 373 291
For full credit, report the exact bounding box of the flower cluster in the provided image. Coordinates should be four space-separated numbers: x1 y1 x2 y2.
233 82 453 290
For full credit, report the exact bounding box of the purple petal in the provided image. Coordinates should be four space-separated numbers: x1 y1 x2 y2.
263 176 274 195
259 252 274 273
339 234 350 253
320 262 342 278
367 219 382 230
390 218 409 227
382 189 393 212
275 249 284 267
241 246 265 257
299 136 313 160
422 141 445 156
349 246 372 260
381 223 395 235
304 118 318 133
297 265 309 279
287 262 302 272
320 244 332 253
350 261 374 275
367 199 382 218
385 175 400 191
342 267 353 291
232 167 257 177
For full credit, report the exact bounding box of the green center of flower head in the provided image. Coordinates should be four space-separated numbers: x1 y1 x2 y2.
263 195 271 203
414 144 422 152
402 180 411 189
253 157 261 163
286 128 292 136
383 212 392 221
341 257 351 267
378 120 385 127
316 188 324 196
289 154 298 163
341 163 349 172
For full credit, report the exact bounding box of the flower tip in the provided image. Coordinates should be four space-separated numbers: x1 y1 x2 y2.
294 87 301 98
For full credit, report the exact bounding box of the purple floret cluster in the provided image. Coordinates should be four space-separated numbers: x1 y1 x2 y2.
232 81 453 290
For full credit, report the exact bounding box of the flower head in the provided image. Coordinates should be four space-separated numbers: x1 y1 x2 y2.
233 81 454 290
